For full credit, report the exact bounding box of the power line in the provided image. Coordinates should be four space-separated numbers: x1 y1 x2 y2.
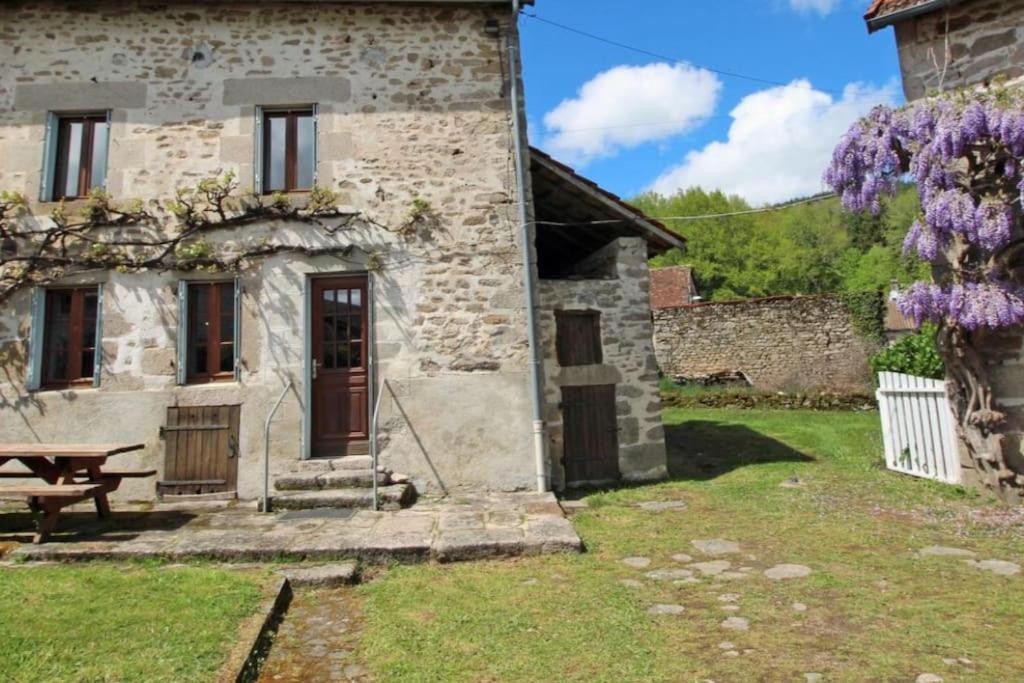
521 12 842 96
654 193 837 221
531 193 837 227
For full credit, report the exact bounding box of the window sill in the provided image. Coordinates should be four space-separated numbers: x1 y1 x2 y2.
34 383 98 395
184 376 238 386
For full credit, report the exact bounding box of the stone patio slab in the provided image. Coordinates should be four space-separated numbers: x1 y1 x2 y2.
3 492 582 565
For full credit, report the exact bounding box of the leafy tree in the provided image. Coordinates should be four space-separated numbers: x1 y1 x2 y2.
633 184 921 302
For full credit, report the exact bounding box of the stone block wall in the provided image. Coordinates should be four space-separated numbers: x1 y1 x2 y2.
539 238 668 489
0 1 540 500
653 295 877 393
893 0 1024 101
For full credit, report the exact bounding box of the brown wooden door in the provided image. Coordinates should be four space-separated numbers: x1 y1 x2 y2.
312 277 369 458
561 384 621 486
159 405 240 495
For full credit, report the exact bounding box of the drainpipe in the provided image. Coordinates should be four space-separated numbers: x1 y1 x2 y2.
508 0 549 493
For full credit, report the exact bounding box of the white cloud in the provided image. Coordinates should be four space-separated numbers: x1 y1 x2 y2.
789 0 841 15
542 62 721 166
649 79 898 206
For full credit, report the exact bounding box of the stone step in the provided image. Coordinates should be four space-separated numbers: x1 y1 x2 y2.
330 455 375 471
272 484 415 511
275 470 390 491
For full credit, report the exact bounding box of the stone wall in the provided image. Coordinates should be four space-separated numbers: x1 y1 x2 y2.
893 0 1024 101
539 238 667 488
0 1 540 500
653 295 877 393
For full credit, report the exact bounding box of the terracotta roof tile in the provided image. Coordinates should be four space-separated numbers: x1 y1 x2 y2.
864 0 959 31
649 266 698 310
885 299 918 332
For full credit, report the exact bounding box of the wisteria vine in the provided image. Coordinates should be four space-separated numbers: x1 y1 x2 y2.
825 86 1024 494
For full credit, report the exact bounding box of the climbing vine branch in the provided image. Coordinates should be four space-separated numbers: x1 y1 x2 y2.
0 172 437 304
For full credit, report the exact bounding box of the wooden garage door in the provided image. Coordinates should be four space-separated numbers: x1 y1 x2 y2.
561 384 621 485
158 405 240 495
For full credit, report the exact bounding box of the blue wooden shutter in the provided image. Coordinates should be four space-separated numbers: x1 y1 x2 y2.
312 103 319 187
176 280 188 385
96 111 112 191
39 113 59 202
92 283 104 387
301 276 312 460
233 276 242 382
26 287 46 391
253 106 264 195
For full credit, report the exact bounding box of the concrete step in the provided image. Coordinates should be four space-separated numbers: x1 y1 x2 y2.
275 470 390 491
272 484 415 511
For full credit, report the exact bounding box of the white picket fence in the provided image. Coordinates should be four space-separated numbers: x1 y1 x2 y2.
876 371 961 484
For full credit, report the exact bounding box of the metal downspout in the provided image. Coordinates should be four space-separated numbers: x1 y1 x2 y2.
509 0 548 493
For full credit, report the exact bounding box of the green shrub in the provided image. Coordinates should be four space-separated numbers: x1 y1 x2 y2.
869 323 944 379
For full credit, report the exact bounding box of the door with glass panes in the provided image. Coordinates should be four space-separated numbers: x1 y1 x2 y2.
311 277 369 457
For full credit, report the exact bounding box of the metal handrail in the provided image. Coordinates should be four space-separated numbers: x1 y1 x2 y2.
262 379 293 513
369 378 388 511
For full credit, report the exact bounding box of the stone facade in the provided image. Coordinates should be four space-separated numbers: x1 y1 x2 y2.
890 0 1024 100
0 1 542 500
881 0 1024 499
539 238 667 488
653 295 878 393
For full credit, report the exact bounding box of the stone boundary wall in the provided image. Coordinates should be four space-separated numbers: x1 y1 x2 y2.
653 295 878 393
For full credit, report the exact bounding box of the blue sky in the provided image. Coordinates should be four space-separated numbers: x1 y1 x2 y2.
520 0 905 205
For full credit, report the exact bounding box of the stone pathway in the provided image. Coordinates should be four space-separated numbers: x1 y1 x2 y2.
691 539 741 556
258 588 368 683
2 493 581 564
617 536 821 646
917 545 1020 576
764 564 813 580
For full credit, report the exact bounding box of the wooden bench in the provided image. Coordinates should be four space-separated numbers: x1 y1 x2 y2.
0 483 103 498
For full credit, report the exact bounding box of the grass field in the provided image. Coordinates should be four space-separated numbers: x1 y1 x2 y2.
0 564 268 682
355 408 1024 682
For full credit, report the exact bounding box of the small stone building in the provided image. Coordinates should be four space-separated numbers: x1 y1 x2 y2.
0 0 679 505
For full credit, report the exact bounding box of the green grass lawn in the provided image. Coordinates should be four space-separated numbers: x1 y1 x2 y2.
356 408 1024 682
0 564 268 682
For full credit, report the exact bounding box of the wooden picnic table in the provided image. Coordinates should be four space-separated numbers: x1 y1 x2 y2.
0 443 154 543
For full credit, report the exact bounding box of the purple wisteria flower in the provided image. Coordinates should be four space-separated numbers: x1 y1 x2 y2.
826 89 1024 331
898 281 1024 330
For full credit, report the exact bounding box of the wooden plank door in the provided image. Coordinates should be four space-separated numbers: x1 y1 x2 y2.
312 276 369 458
159 405 240 495
561 384 621 486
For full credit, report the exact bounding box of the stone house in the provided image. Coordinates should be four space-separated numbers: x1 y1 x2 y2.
866 0 1024 498
0 0 681 506
865 0 1024 99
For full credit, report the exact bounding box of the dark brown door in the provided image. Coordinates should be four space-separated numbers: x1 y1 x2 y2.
159 405 240 495
561 384 621 486
312 277 369 458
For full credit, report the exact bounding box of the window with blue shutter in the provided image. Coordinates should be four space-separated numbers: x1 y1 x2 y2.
27 285 103 390
177 280 241 385
41 112 111 202
256 105 317 194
